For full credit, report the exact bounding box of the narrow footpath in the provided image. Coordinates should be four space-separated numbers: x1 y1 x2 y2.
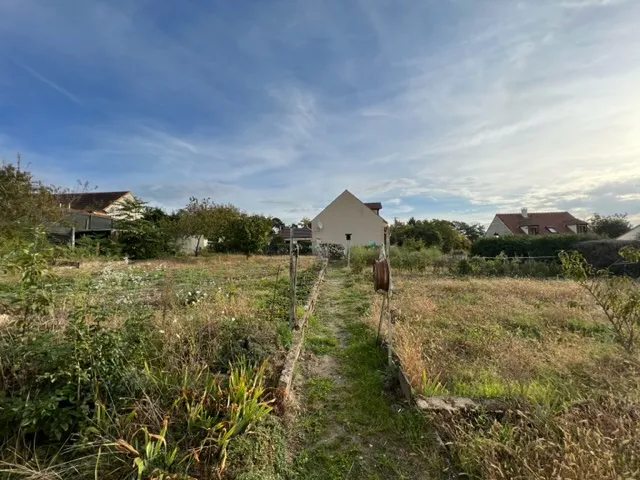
287 266 445 479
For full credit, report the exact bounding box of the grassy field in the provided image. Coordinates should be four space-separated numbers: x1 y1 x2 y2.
369 272 640 479
0 254 319 479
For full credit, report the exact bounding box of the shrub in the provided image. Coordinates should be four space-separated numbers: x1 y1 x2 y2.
455 255 563 278
471 235 582 258
318 243 345 260
389 246 443 271
561 247 640 352
576 239 640 271
350 245 380 273
0 307 151 441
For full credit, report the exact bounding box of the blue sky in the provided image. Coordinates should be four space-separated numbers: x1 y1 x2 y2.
1 0 639 226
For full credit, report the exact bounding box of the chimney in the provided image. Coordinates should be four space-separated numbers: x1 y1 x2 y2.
521 207 528 218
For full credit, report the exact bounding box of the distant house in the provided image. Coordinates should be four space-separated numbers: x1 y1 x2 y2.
485 209 588 237
311 190 387 248
55 191 137 219
49 210 114 237
279 226 313 243
618 225 640 240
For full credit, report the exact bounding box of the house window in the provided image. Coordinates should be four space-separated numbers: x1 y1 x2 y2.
577 224 588 234
547 226 558 234
529 225 539 235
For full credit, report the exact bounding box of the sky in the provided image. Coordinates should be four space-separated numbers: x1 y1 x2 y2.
1 0 639 226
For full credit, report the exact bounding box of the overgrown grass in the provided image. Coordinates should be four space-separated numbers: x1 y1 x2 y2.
292 268 446 479
368 273 640 478
0 254 321 479
349 244 445 274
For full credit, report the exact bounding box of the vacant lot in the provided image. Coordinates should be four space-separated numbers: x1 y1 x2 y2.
370 273 640 479
0 254 318 479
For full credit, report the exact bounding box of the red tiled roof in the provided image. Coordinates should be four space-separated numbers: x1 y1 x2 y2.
364 202 382 210
496 212 587 235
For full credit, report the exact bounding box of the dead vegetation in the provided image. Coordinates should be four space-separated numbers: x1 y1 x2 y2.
369 274 640 479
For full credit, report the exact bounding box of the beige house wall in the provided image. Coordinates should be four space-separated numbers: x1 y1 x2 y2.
484 215 514 237
311 190 386 248
105 192 139 219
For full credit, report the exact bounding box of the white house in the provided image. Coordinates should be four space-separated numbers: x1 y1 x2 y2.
485 209 589 237
311 190 387 248
618 225 640 240
55 191 139 219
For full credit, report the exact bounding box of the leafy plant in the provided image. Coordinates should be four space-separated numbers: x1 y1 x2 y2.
1 229 56 328
560 247 640 352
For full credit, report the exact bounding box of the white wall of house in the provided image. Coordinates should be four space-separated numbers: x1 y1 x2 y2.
567 224 578 233
105 192 138 219
485 216 513 237
618 225 640 240
177 236 209 255
312 190 386 248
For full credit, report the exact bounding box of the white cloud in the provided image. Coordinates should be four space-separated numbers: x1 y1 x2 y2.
618 194 640 202
1 0 640 226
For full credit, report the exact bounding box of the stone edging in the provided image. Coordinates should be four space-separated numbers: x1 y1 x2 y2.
385 342 508 414
276 260 328 408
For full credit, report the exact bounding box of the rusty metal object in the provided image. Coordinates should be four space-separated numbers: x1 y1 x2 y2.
373 258 390 292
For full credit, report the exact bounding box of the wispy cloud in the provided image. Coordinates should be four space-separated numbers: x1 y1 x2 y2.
18 64 82 105
1 0 639 225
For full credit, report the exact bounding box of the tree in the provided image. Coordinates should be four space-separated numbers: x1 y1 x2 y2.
174 198 216 255
589 213 632 238
229 214 272 256
271 217 285 233
0 160 62 241
298 217 312 228
452 221 486 242
114 197 174 259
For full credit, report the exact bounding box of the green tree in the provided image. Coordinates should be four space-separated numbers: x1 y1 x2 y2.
298 217 312 228
271 217 285 232
229 214 273 256
452 221 486 242
114 197 174 259
589 213 631 238
174 197 216 255
0 160 62 241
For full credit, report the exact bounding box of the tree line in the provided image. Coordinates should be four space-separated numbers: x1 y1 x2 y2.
1 158 635 260
0 161 275 259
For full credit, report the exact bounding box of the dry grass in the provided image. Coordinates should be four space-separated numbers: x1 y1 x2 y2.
368 274 640 478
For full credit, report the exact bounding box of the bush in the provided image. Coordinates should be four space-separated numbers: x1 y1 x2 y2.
318 243 345 260
389 245 443 271
455 255 563 278
471 235 582 258
350 245 380 273
576 239 640 271
0 307 151 441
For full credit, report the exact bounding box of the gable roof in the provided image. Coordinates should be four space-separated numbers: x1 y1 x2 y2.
55 191 131 212
279 226 312 240
617 225 640 240
496 211 587 234
312 190 388 224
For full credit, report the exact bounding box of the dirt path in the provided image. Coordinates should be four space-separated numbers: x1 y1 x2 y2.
287 266 446 479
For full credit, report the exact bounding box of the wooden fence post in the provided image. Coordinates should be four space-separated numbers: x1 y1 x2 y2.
289 226 296 330
385 226 393 366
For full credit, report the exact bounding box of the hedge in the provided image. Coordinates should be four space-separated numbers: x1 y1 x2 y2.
576 239 640 270
470 236 640 275
470 235 581 258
